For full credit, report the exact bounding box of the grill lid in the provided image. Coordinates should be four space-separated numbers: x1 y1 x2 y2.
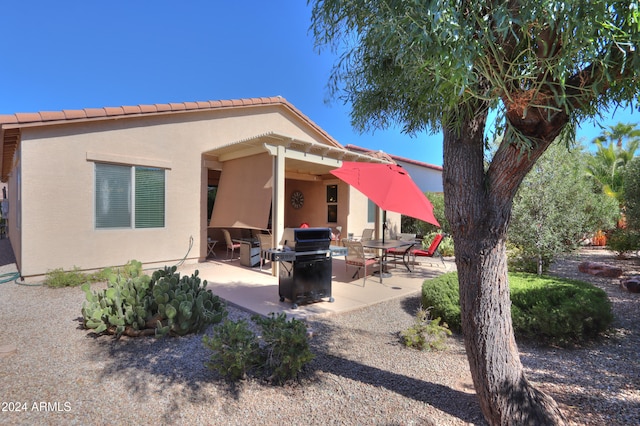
294 227 331 251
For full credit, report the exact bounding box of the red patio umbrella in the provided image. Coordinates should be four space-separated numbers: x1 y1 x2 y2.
330 161 439 241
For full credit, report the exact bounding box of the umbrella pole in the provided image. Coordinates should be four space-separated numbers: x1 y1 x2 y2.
382 210 387 243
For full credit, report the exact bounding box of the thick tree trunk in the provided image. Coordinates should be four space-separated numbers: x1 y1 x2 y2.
442 109 567 425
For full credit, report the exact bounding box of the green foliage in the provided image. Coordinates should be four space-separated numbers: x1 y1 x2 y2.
311 1 640 142
44 259 144 288
509 273 613 346
400 307 451 351
81 272 153 336
149 266 227 336
624 156 640 231
203 313 314 385
509 143 619 274
586 123 640 204
421 273 462 332
45 266 92 288
252 313 315 385
203 319 260 381
606 228 640 258
81 264 227 338
422 272 613 346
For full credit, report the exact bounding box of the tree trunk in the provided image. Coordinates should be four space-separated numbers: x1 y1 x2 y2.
442 109 567 425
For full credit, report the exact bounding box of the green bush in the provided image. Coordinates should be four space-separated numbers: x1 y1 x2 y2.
81 264 227 338
421 272 462 332
252 313 315 385
203 319 260 381
606 228 640 258
506 244 555 274
400 307 452 351
45 267 91 288
422 272 613 346
203 313 314 385
45 260 143 288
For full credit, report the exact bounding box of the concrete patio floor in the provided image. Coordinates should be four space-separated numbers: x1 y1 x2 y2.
176 251 456 320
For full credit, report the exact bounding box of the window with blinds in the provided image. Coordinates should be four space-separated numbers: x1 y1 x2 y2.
95 163 165 229
367 199 376 222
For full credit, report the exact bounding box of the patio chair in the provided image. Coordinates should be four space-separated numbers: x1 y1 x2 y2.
360 228 376 255
222 229 241 259
385 233 416 269
410 233 446 269
331 226 342 245
342 239 379 285
361 228 374 242
257 233 272 270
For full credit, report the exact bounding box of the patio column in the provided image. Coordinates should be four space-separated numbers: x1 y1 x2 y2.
271 145 286 276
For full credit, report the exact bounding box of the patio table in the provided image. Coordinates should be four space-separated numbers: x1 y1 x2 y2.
361 239 414 280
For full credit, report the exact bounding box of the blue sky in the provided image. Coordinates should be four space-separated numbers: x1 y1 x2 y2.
0 1 637 167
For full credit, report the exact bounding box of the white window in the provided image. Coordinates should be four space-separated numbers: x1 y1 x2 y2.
95 163 165 229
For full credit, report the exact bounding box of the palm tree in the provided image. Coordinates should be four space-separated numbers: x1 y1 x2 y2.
586 123 640 204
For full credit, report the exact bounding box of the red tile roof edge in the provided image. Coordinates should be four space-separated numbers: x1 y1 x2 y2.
0 96 342 148
0 96 277 124
344 144 443 171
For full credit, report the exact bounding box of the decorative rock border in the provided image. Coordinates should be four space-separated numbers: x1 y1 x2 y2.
577 261 623 278
620 276 640 293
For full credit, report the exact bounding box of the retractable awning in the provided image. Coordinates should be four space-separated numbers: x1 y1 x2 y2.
209 152 273 230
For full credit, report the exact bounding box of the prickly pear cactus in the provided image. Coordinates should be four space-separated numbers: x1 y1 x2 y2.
81 261 227 338
150 266 227 337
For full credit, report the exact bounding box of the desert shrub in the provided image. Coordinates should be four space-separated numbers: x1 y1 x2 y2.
400 306 452 351
422 272 613 346
606 228 640 258
45 259 143 288
252 313 315 384
509 143 619 274
507 244 555 274
203 313 314 385
624 156 640 230
81 264 227 337
203 319 260 381
509 273 613 346
421 273 462 332
45 267 91 288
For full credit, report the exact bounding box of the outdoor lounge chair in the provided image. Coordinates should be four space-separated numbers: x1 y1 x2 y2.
385 233 416 269
342 239 379 285
410 233 446 268
222 229 241 259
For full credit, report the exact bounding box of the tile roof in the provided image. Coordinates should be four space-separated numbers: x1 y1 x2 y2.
0 96 340 182
1 96 297 126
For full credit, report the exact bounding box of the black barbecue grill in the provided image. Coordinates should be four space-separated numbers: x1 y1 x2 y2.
268 227 336 309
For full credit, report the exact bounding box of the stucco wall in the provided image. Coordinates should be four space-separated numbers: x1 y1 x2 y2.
16 105 336 276
396 160 443 193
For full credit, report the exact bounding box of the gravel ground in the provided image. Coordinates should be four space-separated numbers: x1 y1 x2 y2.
0 246 638 425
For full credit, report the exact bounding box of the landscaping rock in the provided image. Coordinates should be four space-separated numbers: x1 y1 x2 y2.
577 261 623 278
620 276 640 293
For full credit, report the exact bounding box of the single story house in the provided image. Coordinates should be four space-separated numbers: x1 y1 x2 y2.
0 96 402 277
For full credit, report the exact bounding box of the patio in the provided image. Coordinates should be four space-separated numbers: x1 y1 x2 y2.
176 251 455 320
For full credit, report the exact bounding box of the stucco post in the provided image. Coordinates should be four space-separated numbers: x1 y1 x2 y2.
271 145 286 276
